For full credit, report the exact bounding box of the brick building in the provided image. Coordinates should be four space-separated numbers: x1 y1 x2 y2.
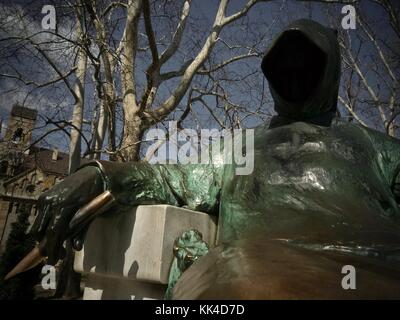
0 105 71 252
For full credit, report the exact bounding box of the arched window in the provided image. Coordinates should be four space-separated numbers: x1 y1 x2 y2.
12 128 24 142
30 173 37 184
21 178 28 190
26 184 35 193
11 184 17 195
0 160 8 175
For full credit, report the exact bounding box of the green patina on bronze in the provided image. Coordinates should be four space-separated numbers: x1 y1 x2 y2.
165 229 209 300
31 20 400 298
82 20 400 247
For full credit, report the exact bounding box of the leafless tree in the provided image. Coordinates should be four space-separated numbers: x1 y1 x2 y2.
0 0 362 166
336 0 399 137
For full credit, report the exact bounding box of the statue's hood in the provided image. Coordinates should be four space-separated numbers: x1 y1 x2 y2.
261 19 340 121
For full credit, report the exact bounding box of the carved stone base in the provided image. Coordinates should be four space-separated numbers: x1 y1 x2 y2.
82 274 166 300
74 205 217 300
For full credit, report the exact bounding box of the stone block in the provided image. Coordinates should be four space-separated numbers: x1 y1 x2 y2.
74 205 217 299
82 274 166 300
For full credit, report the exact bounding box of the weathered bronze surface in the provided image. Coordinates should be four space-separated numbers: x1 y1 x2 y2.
8 20 400 298
68 190 115 234
173 237 400 299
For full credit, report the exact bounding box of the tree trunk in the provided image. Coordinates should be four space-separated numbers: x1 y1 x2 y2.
68 17 87 173
119 113 144 161
90 103 108 160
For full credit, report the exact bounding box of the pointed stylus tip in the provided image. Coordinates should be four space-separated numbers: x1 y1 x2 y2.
4 245 45 280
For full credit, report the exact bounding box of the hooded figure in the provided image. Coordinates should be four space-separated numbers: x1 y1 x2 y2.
14 20 400 299
262 19 340 128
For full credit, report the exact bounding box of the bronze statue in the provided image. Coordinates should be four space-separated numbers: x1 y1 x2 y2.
8 20 400 298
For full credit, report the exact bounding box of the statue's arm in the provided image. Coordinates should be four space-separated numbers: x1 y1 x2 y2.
31 160 222 262
80 160 223 215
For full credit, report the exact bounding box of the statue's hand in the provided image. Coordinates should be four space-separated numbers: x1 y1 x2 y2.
31 166 105 264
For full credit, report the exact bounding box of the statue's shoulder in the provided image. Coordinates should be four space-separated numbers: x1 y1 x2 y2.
331 118 400 145
330 118 366 133
252 121 275 142
254 121 270 134
332 118 400 183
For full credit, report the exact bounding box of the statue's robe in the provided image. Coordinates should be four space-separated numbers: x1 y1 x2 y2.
83 20 400 298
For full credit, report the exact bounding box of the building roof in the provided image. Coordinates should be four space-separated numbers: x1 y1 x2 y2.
11 105 38 121
25 147 70 176
1 147 92 188
26 147 92 176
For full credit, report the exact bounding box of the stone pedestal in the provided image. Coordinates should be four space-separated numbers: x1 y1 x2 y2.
74 205 217 300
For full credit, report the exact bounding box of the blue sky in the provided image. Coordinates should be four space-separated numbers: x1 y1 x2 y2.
0 0 397 156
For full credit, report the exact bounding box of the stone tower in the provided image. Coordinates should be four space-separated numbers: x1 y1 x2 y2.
3 104 37 147
0 105 38 177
